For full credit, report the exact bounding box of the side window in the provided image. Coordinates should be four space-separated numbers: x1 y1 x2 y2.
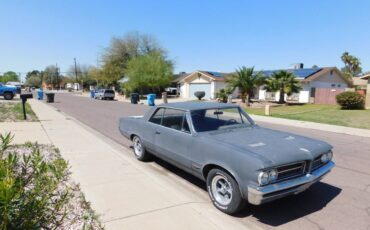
162 109 190 133
149 108 165 125
182 116 190 133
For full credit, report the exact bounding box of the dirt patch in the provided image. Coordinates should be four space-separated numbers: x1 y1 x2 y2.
0 102 38 122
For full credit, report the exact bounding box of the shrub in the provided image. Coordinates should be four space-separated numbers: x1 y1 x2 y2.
336 91 365 109
216 88 233 103
194 91 205 100
0 133 71 229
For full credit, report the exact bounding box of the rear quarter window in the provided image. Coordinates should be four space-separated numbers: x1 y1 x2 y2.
149 108 165 125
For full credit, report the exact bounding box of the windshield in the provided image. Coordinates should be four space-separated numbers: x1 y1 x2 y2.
190 107 253 132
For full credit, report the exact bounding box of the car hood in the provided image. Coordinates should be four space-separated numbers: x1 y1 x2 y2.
4 85 17 89
203 126 332 167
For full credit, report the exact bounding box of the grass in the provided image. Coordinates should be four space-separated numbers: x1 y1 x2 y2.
0 102 38 122
244 104 370 130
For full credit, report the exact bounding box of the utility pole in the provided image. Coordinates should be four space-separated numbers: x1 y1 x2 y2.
74 58 78 90
56 63 60 90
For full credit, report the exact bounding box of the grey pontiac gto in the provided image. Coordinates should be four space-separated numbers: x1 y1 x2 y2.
119 102 335 214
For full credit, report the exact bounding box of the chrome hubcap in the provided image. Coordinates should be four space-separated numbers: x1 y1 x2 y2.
211 175 233 206
133 137 143 157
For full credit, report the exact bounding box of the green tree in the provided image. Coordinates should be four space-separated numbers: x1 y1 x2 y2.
25 70 43 87
101 31 166 86
0 71 19 83
226 66 265 106
341 51 362 78
43 65 62 89
264 70 302 104
25 76 42 87
125 51 173 94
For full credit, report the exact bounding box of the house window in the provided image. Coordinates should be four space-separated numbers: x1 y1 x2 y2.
337 84 341 88
265 92 276 101
310 88 316 97
331 84 336 87
330 70 334 75
287 93 299 101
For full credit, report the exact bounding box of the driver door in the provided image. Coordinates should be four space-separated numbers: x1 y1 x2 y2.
154 108 193 169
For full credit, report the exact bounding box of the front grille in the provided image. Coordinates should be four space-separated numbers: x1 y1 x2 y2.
276 161 306 181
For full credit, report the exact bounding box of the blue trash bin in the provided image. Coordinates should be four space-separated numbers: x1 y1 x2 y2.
37 89 44 100
147 94 156 106
90 90 95 98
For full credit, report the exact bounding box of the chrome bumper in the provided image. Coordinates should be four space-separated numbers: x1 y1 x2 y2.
247 161 335 205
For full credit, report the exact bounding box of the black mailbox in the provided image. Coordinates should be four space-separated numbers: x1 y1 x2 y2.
20 93 33 120
20 93 33 102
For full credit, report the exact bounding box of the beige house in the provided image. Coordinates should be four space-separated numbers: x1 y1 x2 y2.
360 73 370 109
256 67 350 104
178 71 238 99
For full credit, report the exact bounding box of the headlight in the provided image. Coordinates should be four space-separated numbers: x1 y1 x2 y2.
320 153 328 163
327 151 333 161
258 169 278 186
258 171 269 186
321 151 333 163
269 169 278 182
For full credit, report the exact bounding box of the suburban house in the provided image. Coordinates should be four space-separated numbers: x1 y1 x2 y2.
177 65 350 105
360 73 370 109
178 71 238 99
256 66 350 104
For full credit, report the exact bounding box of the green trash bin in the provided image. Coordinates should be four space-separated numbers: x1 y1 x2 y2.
45 93 55 103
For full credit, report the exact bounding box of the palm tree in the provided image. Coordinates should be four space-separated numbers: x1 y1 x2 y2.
226 66 266 106
264 70 302 104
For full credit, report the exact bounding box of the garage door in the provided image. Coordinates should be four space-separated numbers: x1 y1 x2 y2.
189 83 212 99
314 88 345 105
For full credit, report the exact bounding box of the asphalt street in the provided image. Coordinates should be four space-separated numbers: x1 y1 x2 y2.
49 93 370 230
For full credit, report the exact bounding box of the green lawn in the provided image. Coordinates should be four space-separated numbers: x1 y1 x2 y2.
0 102 38 122
244 104 370 130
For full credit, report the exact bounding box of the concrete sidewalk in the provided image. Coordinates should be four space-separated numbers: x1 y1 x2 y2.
250 114 370 138
27 99 254 230
0 122 50 144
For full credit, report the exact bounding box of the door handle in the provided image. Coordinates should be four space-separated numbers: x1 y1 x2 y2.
155 130 161 135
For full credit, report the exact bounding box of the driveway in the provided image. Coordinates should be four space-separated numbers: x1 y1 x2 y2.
49 93 370 230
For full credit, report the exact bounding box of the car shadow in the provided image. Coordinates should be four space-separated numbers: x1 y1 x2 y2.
151 155 207 190
235 182 341 226
150 155 341 226
0 97 21 102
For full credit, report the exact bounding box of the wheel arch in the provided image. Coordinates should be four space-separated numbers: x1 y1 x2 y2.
3 91 14 95
202 163 239 184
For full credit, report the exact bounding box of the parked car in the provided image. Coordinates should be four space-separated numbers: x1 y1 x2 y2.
0 82 17 100
164 87 177 95
119 102 335 214
6 81 22 94
94 89 115 100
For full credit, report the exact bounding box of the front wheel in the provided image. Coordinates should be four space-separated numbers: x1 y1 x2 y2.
132 136 151 161
3 92 14 100
207 168 245 215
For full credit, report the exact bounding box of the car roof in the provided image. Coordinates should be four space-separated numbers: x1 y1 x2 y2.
157 102 239 111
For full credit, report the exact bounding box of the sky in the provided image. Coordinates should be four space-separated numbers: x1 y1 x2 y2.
1 0 369 81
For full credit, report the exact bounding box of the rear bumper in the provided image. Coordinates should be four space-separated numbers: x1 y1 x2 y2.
247 161 335 205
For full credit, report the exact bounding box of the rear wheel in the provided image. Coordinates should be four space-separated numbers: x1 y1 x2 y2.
132 135 151 161
4 92 14 100
207 168 245 215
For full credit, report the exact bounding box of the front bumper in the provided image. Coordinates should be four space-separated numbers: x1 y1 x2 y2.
247 161 335 205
